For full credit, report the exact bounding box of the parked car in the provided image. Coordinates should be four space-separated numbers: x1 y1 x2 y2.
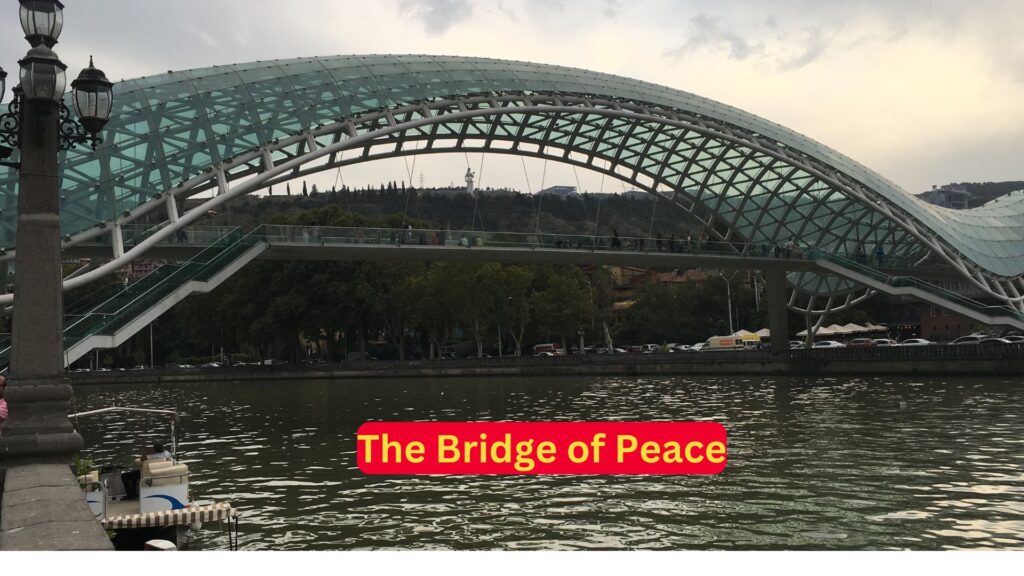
672 344 693 352
949 335 985 345
789 340 805 349
979 338 1013 345
872 339 900 346
899 338 933 346
532 343 564 356
640 344 661 354
812 340 846 348
1001 335 1024 344
691 343 705 352
846 338 875 348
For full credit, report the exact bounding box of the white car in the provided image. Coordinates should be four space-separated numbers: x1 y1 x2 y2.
691 343 705 352
900 338 933 346
949 335 985 345
872 339 899 346
812 340 846 348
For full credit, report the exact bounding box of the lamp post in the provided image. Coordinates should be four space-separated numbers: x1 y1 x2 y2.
0 0 113 465
716 271 737 336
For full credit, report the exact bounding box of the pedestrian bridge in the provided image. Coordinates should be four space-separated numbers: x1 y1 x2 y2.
0 53 1018 363
2 224 1017 372
0 54 1020 320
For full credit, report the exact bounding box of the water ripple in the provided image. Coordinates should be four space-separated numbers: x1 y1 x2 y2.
71 375 1024 550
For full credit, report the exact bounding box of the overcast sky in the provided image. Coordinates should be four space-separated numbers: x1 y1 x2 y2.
2 0 1021 195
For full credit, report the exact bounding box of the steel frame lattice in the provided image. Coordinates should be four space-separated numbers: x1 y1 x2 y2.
0 54 1021 314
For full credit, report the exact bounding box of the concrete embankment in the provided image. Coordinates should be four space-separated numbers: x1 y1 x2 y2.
68 349 1024 386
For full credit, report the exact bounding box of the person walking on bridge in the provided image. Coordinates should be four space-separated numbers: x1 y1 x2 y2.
875 245 886 267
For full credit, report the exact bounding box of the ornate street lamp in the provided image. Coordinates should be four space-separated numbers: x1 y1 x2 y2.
19 0 64 48
18 44 66 102
0 1 113 466
71 56 113 135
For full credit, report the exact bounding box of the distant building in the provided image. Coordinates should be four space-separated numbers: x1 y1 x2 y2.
537 186 578 198
650 269 711 285
918 185 970 210
623 190 651 200
128 259 167 281
918 306 992 342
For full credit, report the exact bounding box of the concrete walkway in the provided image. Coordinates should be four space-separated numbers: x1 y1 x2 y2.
0 463 112 550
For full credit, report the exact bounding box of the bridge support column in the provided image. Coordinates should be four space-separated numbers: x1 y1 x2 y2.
765 268 789 355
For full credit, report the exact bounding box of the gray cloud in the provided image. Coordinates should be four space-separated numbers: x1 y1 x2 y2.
603 0 622 20
665 14 764 62
398 0 475 34
778 27 832 71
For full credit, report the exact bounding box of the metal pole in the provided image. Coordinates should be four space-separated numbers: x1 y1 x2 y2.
150 323 155 368
726 280 734 335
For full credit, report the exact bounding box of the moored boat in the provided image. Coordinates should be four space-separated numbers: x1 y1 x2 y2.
72 406 240 550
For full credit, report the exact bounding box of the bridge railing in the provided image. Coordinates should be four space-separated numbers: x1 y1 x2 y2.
806 250 1024 321
114 224 241 249
255 224 801 259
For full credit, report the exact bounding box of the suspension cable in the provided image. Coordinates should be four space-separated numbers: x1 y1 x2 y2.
535 159 548 235
471 153 487 233
571 163 590 225
400 144 421 229
648 193 659 240
521 156 539 237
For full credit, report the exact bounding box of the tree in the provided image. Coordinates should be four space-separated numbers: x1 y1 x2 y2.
530 267 590 349
408 265 458 358
446 262 501 358
492 266 534 356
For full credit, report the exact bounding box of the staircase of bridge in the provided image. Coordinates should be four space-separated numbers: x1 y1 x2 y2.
807 251 1024 330
0 227 268 370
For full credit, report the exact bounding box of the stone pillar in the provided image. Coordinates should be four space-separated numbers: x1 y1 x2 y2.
765 268 789 355
0 97 82 464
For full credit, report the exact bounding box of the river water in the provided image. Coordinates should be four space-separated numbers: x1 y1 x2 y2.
70 375 1024 551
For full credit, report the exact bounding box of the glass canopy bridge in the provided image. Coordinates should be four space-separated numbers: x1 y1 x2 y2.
4 224 1020 371
0 54 1021 350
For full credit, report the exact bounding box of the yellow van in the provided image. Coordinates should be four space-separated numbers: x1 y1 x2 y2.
702 334 761 351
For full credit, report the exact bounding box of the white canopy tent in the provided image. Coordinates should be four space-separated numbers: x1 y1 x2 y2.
797 322 890 338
